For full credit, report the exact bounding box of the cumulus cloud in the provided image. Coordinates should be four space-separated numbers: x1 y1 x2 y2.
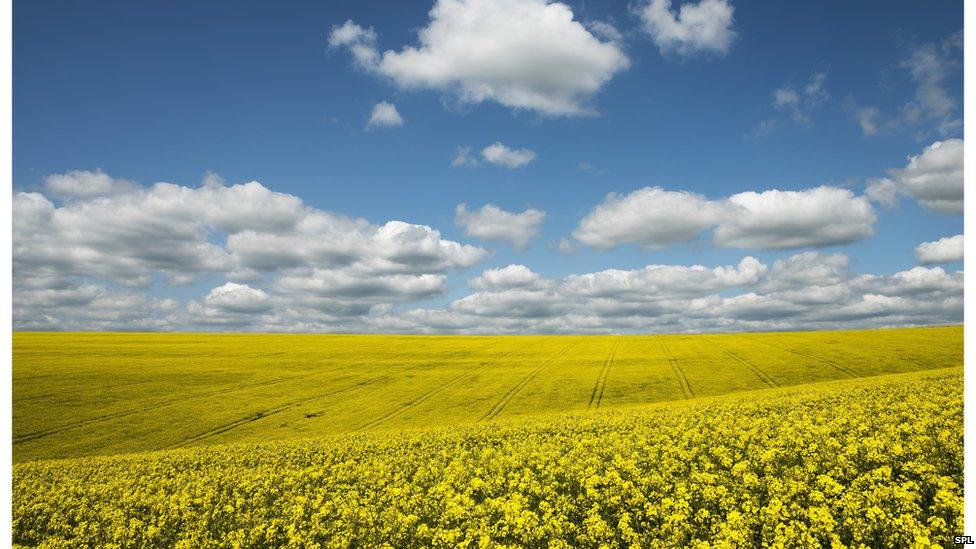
470 264 546 290
574 185 875 250
852 266 963 300
561 256 766 298
759 251 849 293
274 270 446 303
573 187 725 249
13 201 963 334
367 101 404 128
455 203 546 249
867 139 963 213
915 234 963 264
887 139 963 213
374 252 961 334
637 0 736 57
480 142 537 168
328 0 630 116
204 283 272 314
864 177 898 207
13 283 179 331
714 187 876 249
43 169 138 199
15 170 961 334
13 171 488 330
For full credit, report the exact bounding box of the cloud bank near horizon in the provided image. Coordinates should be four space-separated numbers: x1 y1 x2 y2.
13 161 962 334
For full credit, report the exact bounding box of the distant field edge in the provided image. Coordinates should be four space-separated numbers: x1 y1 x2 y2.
10 323 964 337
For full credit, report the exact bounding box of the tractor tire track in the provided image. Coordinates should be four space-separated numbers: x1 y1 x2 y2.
170 375 386 448
170 347 501 447
704 339 779 388
657 336 694 399
889 352 937 370
359 351 516 431
760 341 859 378
480 347 571 422
588 336 622 409
15 378 159 403
15 348 431 444
13 374 313 444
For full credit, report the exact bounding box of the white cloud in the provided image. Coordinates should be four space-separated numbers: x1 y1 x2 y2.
771 71 828 125
562 256 765 298
13 171 489 330
450 288 565 319
455 203 546 249
852 106 880 136
915 234 963 264
588 20 623 42
375 252 961 334
714 187 876 249
328 20 379 68
772 88 799 109
328 19 376 48
367 101 404 128
573 187 726 249
14 170 962 334
13 203 964 333
867 139 963 213
451 146 479 167
900 38 958 124
329 0 630 116
204 283 272 314
574 185 875 250
888 139 963 213
13 283 179 331
554 238 576 254
864 177 898 207
480 142 537 168
760 251 849 293
43 169 138 199
274 270 446 302
850 33 961 138
852 266 963 298
452 142 536 168
638 0 736 57
470 264 546 290
227 217 487 277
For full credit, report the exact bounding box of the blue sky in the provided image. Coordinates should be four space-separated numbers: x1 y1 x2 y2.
11 0 964 333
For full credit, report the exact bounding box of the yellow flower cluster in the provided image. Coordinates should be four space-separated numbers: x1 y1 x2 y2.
14 368 961 548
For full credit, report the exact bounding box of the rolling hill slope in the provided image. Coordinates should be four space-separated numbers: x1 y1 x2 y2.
13 326 962 462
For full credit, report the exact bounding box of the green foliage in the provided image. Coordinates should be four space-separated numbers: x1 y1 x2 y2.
14 368 962 548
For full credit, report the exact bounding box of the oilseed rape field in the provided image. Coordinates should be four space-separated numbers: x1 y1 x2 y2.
12 326 963 546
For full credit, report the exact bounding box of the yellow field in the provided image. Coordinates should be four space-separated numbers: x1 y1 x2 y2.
14 368 962 547
12 327 964 546
13 326 961 462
